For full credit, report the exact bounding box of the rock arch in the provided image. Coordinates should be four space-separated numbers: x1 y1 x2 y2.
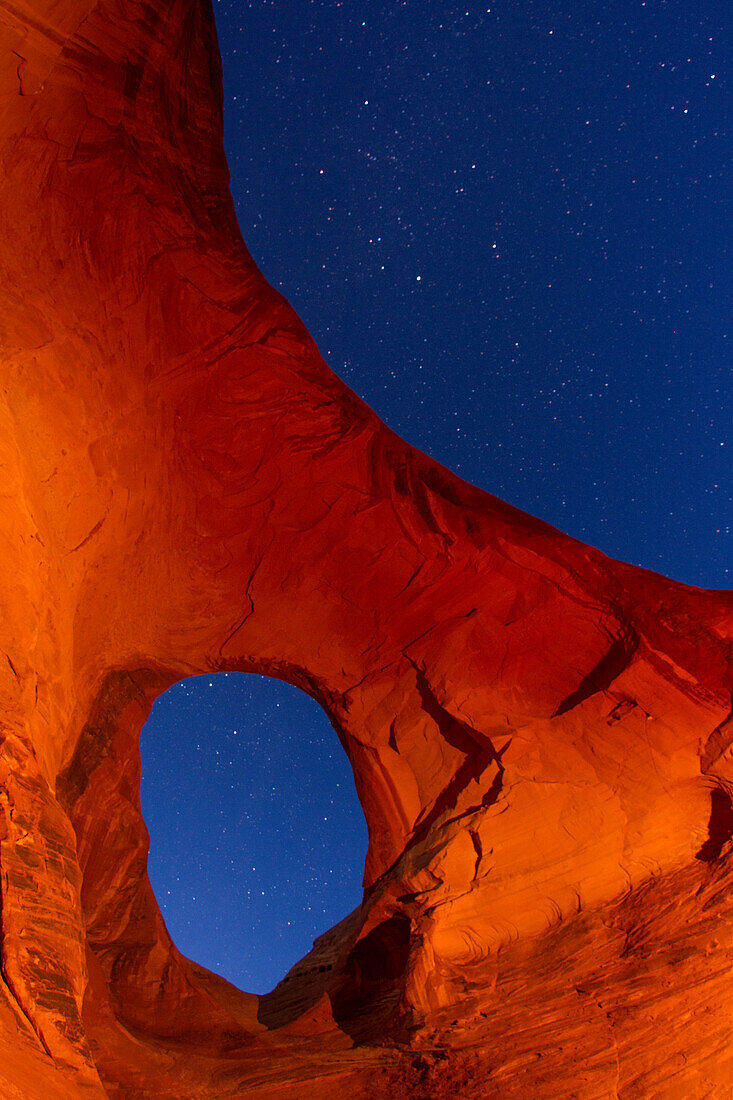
0 2 731 1096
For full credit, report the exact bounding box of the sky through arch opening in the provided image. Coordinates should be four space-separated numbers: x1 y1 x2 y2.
140 672 368 995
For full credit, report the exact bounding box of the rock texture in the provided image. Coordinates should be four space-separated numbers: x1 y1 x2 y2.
0 2 731 1097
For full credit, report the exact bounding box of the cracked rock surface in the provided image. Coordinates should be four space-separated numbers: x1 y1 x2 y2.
0 2 732 1097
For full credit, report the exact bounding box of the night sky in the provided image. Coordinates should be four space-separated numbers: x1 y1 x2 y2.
141 0 730 994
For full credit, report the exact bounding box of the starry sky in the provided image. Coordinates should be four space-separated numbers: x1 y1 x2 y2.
141 0 731 994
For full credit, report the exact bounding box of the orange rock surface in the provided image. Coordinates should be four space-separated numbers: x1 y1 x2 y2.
0 2 731 1097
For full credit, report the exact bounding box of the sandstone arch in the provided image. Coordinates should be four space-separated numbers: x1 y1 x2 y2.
0 2 731 1096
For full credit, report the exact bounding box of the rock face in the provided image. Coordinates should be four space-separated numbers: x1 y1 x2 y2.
0 2 731 1097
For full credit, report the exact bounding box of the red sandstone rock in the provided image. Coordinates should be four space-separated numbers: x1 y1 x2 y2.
0 2 731 1097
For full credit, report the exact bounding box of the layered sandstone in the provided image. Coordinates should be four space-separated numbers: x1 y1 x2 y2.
0 2 731 1097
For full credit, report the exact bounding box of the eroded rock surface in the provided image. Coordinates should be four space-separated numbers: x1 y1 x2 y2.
0 2 731 1096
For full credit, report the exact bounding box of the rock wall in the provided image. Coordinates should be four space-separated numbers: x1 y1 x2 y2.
0 2 731 1096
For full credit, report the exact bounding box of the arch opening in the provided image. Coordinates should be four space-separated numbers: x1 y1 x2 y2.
140 672 368 994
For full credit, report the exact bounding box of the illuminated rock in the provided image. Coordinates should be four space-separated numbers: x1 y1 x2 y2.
0 1 731 1096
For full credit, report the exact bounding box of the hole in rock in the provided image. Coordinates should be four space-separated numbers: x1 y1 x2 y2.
330 916 412 1043
140 672 368 994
